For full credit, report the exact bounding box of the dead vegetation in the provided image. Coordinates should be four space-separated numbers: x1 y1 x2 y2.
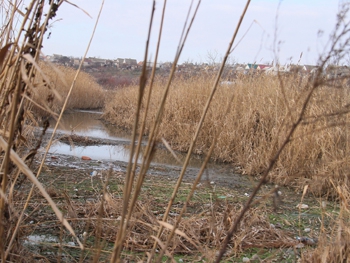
18 166 312 262
103 73 350 196
33 62 106 115
0 0 350 262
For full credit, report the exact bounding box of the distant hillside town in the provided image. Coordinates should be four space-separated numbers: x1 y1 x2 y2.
44 54 139 70
43 54 350 80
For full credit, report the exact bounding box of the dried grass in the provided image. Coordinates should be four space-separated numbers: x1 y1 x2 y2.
32 62 106 115
1 0 350 262
104 74 350 195
18 169 297 261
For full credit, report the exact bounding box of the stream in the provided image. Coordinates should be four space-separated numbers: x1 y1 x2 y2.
48 110 205 168
42 109 252 189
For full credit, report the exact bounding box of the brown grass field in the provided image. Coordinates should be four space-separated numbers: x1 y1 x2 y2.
103 74 350 195
0 1 350 262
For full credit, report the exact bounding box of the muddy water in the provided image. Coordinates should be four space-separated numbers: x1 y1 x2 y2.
49 110 131 141
45 110 252 189
48 110 207 168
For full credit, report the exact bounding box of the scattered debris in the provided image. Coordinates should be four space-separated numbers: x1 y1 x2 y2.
296 236 318 246
242 257 250 262
296 203 309 209
295 243 305 249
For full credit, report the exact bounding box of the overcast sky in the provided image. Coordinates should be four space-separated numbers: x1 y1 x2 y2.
40 0 342 65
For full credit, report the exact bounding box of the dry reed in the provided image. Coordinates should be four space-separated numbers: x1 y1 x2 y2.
32 62 106 115
17 167 299 262
104 73 350 195
1 0 350 262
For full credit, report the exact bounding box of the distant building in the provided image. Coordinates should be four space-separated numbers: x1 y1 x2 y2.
245 63 271 71
124 58 137 66
161 62 172 69
73 58 81 66
51 54 62 62
114 58 137 68
113 58 123 67
245 63 259 70
88 57 107 67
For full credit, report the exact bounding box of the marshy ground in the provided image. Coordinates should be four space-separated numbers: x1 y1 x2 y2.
19 129 339 262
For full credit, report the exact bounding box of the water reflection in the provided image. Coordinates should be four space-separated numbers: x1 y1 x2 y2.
49 142 139 163
48 110 203 168
49 110 132 141
49 141 203 168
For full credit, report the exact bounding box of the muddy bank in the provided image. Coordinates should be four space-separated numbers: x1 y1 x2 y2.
36 129 254 191
32 109 254 190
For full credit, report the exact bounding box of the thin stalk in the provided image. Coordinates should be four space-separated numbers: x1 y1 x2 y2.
4 0 17 46
116 5 167 256
153 1 251 261
142 0 199 180
109 3 155 262
148 0 203 260
130 0 167 208
117 1 168 255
